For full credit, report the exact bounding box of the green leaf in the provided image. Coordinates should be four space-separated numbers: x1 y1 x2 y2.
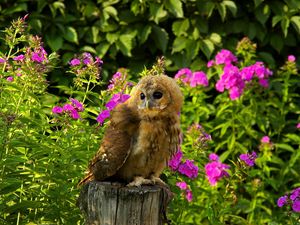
172 19 190 36
291 16 300 34
209 33 221 44
104 6 118 20
186 39 200 60
80 46 96 54
63 26 78 44
116 33 136 56
200 39 215 59
106 32 120 44
223 1 237 16
272 15 282 27
152 26 169 53
46 34 63 51
172 37 187 53
281 18 290 37
255 4 271 25
270 34 283 52
254 0 264 7
149 3 167 24
2 3 27 15
138 25 152 44
164 0 184 18
217 2 227 21
275 143 295 152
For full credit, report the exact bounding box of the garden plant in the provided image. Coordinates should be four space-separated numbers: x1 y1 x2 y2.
0 6 300 225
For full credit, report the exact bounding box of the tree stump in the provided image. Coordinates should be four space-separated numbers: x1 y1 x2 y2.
77 181 172 225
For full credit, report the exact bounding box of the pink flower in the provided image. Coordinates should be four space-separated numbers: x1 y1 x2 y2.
261 136 270 143
229 86 242 100
174 68 192 83
296 123 300 129
240 65 255 81
277 195 288 207
207 60 214 68
70 109 80 120
215 80 225 92
95 56 103 65
205 161 230 186
0 58 6 63
105 93 130 110
96 110 110 124
240 151 257 167
83 52 92 65
292 200 300 212
209 153 219 161
31 52 43 63
288 55 296 62
290 188 300 201
215 49 237 65
63 104 74 111
52 106 63 114
69 58 81 66
13 54 25 61
189 71 209 87
176 181 188 190
70 98 84 112
259 79 269 88
185 189 193 202
6 76 14 82
178 160 199 179
168 150 183 171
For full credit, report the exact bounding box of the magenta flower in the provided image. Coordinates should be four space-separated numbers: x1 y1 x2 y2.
95 56 103 65
70 109 80 120
240 65 255 81
292 200 300 212
69 58 81 66
259 79 269 88
297 123 300 129
105 93 130 110
209 153 219 161
288 55 296 62
174 68 192 83
63 104 74 111
189 71 209 87
215 49 237 65
0 58 6 63
96 110 110 124
240 151 257 167
52 106 63 114
70 98 84 112
31 52 43 63
6 76 14 82
277 195 288 207
168 150 183 171
207 60 214 68
83 52 92 65
205 160 230 186
176 181 188 190
185 189 193 202
261 136 270 143
253 62 273 79
178 160 199 179
13 54 25 61
290 188 300 201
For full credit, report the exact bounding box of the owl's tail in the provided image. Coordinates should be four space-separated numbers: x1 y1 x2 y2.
77 171 94 187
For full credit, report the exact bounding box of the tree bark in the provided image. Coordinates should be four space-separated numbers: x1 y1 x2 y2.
77 181 172 225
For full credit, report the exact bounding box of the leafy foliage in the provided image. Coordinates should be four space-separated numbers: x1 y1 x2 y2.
1 16 300 225
0 0 300 82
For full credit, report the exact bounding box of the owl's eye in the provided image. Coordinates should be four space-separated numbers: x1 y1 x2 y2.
153 91 163 99
140 92 145 100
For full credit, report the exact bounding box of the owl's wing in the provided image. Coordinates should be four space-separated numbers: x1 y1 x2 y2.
78 103 139 185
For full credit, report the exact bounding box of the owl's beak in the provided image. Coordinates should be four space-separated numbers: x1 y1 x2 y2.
145 100 149 109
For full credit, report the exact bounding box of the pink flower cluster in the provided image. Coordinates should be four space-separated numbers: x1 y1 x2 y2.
168 149 199 179
204 153 230 186
212 49 272 100
69 52 103 67
277 187 300 212
96 92 130 124
176 181 193 202
239 151 257 167
13 46 48 64
175 68 209 87
52 98 84 120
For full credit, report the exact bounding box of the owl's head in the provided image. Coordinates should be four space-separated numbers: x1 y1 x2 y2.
129 75 183 118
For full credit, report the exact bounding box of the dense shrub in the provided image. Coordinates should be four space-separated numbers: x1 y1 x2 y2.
0 0 300 83
0 15 300 225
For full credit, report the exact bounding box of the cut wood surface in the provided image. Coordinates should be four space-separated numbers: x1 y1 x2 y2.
77 181 172 225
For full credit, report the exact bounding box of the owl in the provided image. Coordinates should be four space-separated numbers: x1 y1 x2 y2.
79 74 183 186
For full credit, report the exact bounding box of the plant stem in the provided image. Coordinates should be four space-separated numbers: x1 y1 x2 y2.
82 74 92 103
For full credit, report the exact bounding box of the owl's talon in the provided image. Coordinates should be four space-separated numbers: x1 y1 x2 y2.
150 176 167 186
127 176 153 187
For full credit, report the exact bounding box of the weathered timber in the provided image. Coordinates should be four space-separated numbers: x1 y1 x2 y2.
77 181 172 225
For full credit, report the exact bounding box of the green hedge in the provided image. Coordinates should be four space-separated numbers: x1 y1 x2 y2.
0 0 300 82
